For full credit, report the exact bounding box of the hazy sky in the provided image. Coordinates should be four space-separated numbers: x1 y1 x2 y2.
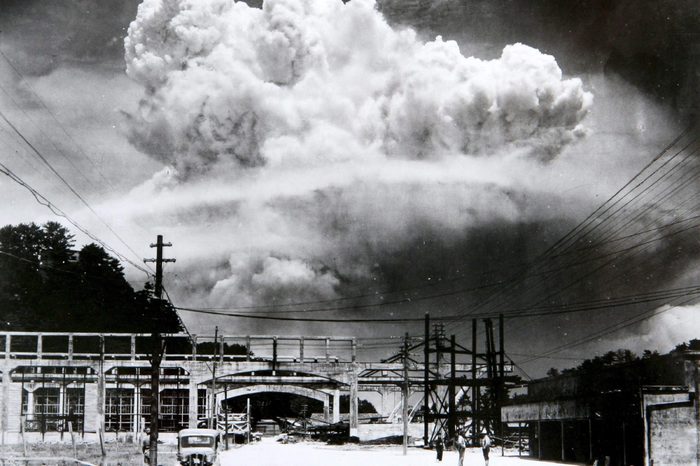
0 0 698 377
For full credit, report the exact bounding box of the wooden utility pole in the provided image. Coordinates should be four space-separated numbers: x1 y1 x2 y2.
210 327 218 430
144 235 175 466
423 313 429 446
402 332 409 456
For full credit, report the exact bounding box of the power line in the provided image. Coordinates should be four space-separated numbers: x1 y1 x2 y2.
0 108 148 270
0 48 117 191
441 127 699 334
0 161 151 276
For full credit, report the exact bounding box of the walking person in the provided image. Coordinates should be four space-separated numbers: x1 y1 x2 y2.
455 429 466 466
481 432 492 466
435 434 444 462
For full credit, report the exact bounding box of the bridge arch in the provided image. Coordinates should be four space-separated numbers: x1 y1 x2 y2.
221 384 330 403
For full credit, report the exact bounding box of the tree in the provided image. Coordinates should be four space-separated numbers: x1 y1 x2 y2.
0 221 181 333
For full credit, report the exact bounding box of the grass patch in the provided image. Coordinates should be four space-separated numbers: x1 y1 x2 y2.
0 441 177 465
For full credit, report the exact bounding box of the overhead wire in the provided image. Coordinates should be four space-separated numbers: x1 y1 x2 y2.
441 127 700 335
0 161 151 276
0 48 117 191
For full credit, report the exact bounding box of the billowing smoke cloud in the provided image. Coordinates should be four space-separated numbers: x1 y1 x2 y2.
121 0 593 310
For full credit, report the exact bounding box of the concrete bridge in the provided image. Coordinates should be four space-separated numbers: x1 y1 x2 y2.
0 332 474 440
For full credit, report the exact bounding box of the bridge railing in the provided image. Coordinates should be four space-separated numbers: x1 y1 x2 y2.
0 332 358 363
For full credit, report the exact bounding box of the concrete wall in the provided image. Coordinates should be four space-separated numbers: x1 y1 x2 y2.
648 402 696 466
501 399 589 422
357 423 424 441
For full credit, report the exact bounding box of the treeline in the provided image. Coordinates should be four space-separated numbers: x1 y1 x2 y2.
0 221 181 333
534 343 696 401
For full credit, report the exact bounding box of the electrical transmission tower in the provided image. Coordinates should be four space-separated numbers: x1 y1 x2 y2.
421 314 515 447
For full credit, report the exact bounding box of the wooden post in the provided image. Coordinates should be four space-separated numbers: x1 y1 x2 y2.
299 337 304 363
402 333 409 456
622 421 627 466
589 418 593 462
472 318 478 444
20 415 27 457
69 421 77 459
499 314 505 447
224 384 229 450
561 420 565 462
67 334 73 361
423 313 430 446
518 422 522 457
449 334 456 440
325 337 330 363
210 327 218 430
246 398 251 444
351 338 357 363
99 427 106 457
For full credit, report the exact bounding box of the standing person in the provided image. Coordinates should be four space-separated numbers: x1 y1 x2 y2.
141 428 151 465
481 432 492 466
455 429 466 466
435 434 444 462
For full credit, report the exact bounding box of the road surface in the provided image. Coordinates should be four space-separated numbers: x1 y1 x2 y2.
219 438 581 466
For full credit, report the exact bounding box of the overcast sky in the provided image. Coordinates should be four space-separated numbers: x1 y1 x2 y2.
0 0 699 377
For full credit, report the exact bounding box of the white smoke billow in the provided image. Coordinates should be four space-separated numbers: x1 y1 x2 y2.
122 0 593 309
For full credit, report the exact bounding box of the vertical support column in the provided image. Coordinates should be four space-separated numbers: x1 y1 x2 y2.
58 379 65 418
192 335 197 362
133 385 141 436
245 336 250 362
588 418 593 462
98 335 105 436
349 371 359 437
518 422 522 457
323 395 330 423
36 334 42 359
622 421 627 466
299 337 304 363
561 420 565 462
325 338 330 362
131 335 136 361
219 336 224 365
1 370 10 444
68 334 73 361
472 318 478 444
448 334 456 440
333 389 340 423
351 338 357 362
25 389 35 415
423 313 430 446
4 335 10 360
498 314 505 444
188 380 198 428
402 333 409 456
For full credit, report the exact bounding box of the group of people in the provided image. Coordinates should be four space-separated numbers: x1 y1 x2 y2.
433 429 491 466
